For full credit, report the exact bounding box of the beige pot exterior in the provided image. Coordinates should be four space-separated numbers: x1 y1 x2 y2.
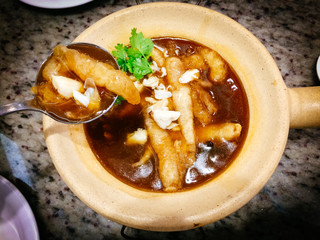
43 3 291 231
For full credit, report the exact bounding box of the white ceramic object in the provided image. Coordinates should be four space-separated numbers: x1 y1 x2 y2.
19 0 93 9
0 176 39 240
43 2 320 231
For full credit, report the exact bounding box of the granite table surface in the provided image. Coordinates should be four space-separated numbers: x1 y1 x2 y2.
0 0 320 239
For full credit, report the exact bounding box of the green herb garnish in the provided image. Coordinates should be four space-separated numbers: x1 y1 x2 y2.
115 95 125 105
112 28 154 80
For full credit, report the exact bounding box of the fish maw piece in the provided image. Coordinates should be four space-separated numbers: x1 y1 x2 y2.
144 112 182 192
52 45 140 105
191 87 212 125
173 140 191 176
198 87 217 115
35 82 66 104
42 57 69 82
182 54 205 70
52 46 96 80
191 84 217 125
132 145 153 167
152 47 166 68
165 57 185 90
200 48 228 83
172 86 196 166
196 123 242 142
166 57 196 165
90 68 141 105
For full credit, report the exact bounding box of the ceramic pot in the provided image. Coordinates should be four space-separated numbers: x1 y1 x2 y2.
43 2 320 231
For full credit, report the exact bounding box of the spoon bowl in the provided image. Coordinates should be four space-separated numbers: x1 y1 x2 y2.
0 42 118 124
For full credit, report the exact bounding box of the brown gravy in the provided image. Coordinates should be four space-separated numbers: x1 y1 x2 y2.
84 38 249 192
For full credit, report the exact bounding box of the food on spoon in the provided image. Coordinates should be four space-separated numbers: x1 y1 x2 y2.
31 44 140 121
85 32 249 192
51 75 83 99
53 45 140 105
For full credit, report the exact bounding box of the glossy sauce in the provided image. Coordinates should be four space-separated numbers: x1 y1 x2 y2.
85 38 249 192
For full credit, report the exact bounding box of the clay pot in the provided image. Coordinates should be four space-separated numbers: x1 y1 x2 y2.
43 2 320 231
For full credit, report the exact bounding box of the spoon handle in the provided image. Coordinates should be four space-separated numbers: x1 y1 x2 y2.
0 100 44 116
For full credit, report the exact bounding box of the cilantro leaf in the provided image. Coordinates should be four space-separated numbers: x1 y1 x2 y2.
130 28 154 57
127 47 142 59
115 95 125 105
113 44 127 60
112 28 154 80
112 44 128 71
132 57 153 80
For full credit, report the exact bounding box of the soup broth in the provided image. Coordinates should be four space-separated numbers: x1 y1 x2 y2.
85 37 249 192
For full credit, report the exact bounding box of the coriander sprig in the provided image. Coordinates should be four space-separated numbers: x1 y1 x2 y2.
112 28 154 80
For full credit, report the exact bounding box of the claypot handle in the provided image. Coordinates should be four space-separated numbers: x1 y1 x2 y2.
288 87 320 128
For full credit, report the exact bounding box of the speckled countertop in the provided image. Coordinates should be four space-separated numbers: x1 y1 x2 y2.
0 0 319 239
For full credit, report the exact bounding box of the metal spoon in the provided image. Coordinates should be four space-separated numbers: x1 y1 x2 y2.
0 43 118 124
